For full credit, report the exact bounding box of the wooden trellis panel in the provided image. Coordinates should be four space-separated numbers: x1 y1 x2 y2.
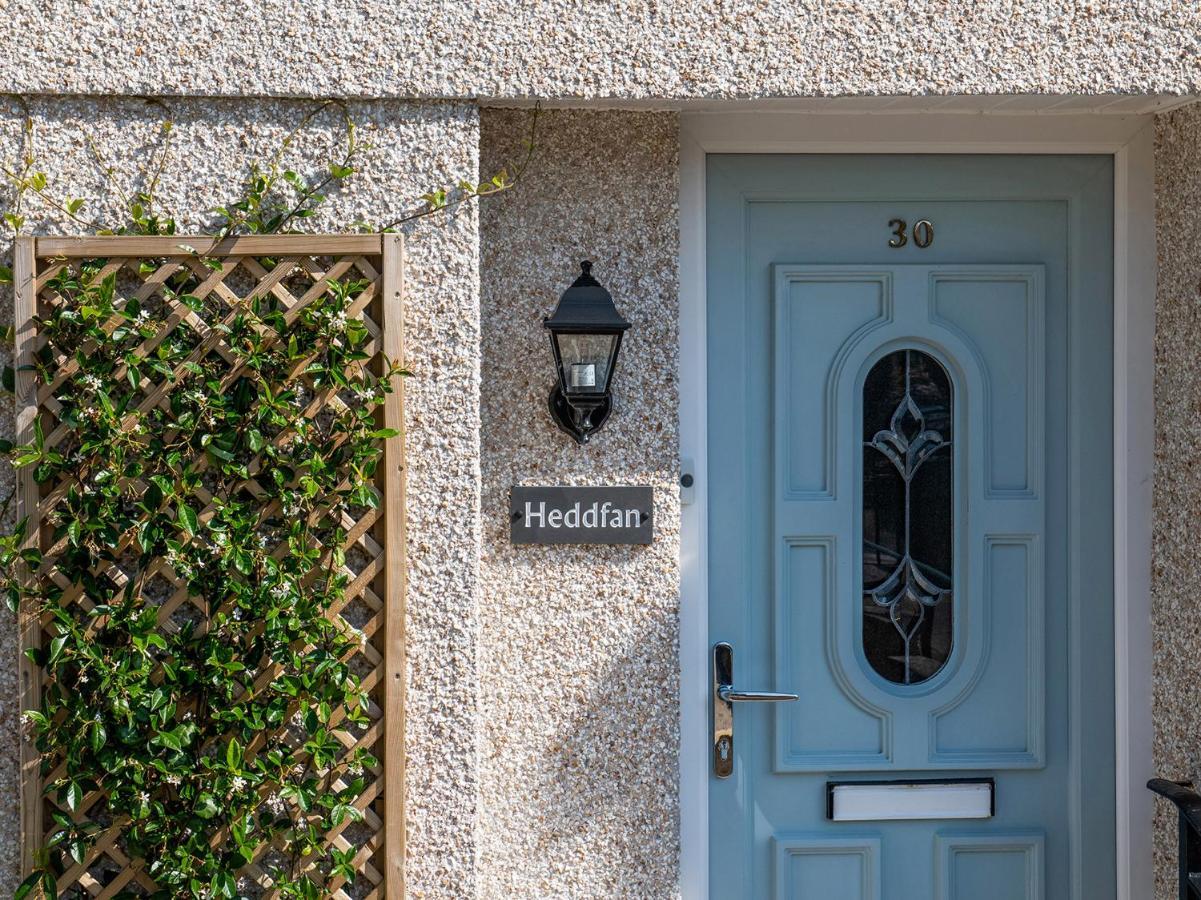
13 235 406 898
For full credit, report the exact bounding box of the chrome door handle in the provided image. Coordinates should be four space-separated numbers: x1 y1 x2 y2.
717 686 800 703
712 641 797 778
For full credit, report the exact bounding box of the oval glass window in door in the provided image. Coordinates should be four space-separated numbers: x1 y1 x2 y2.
862 349 954 686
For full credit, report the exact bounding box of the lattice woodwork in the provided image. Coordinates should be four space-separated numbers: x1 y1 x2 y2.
13 235 406 899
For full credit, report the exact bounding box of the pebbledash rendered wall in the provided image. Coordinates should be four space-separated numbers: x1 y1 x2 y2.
1152 102 1201 900
479 108 680 897
3 4 1201 899
0 97 485 898
3 1 1201 98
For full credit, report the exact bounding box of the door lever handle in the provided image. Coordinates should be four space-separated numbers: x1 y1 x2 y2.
712 641 797 778
716 686 799 703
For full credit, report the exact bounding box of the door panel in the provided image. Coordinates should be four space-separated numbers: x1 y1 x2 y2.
935 832 1045 900
772 264 1047 773
707 155 1114 900
773 836 881 900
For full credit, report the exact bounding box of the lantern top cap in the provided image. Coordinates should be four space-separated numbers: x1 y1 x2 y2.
544 260 631 332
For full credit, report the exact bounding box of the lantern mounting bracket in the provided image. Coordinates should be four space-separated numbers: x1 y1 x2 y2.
547 385 612 444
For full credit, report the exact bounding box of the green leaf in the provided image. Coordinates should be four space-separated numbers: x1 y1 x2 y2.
195 793 220 820
2 365 13 393
177 503 197 536
64 780 83 812
226 736 243 770
247 428 264 453
150 474 175 497
90 720 106 752
210 870 236 898
14 871 41 900
68 838 86 865
233 549 253 575
47 635 67 667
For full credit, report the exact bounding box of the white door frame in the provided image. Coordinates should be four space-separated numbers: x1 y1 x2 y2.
677 111 1156 900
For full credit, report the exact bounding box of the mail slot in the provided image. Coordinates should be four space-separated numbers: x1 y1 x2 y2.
826 778 995 822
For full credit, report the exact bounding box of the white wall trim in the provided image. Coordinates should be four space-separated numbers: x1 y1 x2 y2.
677 115 710 900
676 111 1157 900
1112 121 1157 900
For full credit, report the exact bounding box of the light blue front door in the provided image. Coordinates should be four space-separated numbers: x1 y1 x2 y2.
707 155 1114 899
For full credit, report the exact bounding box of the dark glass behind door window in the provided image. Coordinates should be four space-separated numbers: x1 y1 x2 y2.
862 349 954 685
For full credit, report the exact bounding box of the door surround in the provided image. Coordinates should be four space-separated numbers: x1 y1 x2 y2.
677 111 1156 900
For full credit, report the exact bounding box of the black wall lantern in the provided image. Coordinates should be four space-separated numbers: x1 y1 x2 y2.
544 261 630 444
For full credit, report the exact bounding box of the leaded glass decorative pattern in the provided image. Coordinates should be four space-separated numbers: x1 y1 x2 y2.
862 349 954 685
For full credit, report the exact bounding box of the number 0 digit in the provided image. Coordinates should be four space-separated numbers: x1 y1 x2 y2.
913 219 934 248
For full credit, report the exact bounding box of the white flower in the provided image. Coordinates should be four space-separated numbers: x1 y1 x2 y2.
135 309 151 325
137 791 150 805
329 311 348 330
165 774 181 786
78 673 89 684
81 374 102 392
231 776 247 792
267 793 286 815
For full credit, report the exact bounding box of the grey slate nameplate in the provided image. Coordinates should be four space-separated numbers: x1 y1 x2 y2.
510 486 653 545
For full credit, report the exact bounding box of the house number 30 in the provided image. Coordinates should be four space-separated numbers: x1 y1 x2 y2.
888 218 934 248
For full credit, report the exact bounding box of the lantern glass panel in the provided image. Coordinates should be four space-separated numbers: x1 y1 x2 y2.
556 332 617 395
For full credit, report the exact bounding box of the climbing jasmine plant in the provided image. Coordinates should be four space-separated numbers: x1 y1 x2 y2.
0 99 540 899
13 254 399 899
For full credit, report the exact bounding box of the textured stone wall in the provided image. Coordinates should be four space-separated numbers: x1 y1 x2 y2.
0 97 482 898
4 1 1201 99
1152 100 1201 899
478 108 681 897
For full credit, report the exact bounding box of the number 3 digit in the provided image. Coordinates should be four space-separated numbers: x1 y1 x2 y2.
888 218 907 248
